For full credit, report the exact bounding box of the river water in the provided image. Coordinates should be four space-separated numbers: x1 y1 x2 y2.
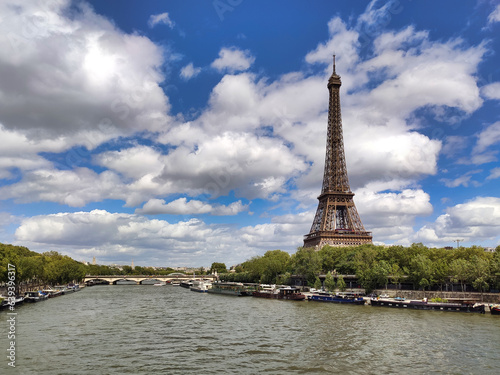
2 285 500 374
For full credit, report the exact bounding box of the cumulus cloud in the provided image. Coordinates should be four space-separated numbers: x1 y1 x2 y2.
14 209 308 266
155 132 307 199
211 47 255 73
0 133 307 207
136 198 248 216
481 82 500 100
0 1 171 142
413 197 500 245
306 17 360 68
94 145 165 180
180 62 201 80
355 188 433 242
148 12 175 28
0 168 124 207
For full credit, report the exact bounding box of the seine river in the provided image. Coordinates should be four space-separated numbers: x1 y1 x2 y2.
2 285 500 374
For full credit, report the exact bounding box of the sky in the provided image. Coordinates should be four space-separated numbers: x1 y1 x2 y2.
0 0 500 267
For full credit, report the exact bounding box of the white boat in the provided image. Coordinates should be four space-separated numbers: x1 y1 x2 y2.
190 280 212 293
24 291 48 303
153 282 166 286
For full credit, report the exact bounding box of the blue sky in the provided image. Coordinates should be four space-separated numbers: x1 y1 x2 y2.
0 0 499 267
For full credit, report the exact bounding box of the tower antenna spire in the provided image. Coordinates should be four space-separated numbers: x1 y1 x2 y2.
333 54 336 74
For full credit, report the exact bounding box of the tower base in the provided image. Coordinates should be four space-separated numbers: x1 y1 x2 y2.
303 231 372 249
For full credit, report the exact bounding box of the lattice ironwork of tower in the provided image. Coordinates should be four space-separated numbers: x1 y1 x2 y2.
303 57 372 249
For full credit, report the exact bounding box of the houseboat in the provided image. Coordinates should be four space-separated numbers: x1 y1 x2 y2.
308 291 365 305
253 285 306 300
207 282 254 296
24 291 49 303
370 297 485 313
190 280 212 293
490 304 500 315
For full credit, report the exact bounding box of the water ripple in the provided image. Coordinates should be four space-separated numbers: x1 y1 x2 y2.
2 286 500 374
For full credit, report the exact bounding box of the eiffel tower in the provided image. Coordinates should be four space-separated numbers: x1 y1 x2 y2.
304 56 372 249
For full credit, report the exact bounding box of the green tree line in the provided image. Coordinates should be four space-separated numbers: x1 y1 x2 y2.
220 244 500 293
0 242 187 287
0 243 86 287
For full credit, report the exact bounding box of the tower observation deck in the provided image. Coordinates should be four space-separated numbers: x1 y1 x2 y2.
303 56 372 249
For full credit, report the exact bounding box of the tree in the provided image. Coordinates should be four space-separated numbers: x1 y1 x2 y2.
324 271 336 291
469 256 490 299
314 276 322 290
210 262 227 274
276 272 291 285
409 254 434 291
259 250 291 284
354 247 390 293
291 247 321 286
490 249 500 291
449 258 470 295
336 274 346 292
390 263 404 290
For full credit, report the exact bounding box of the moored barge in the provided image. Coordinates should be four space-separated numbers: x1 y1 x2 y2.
307 292 365 305
252 286 306 300
370 298 485 313
207 282 255 296
490 304 500 315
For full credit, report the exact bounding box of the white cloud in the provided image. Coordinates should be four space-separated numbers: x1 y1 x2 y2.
211 47 255 73
486 167 500 180
0 168 124 207
14 209 306 266
0 1 171 143
180 62 201 80
94 145 165 180
413 197 500 245
441 136 468 159
355 188 433 242
474 121 500 153
148 12 175 28
0 132 307 207
481 82 500 100
136 198 248 216
488 4 500 24
155 131 307 199
464 121 500 165
440 170 482 188
305 17 360 68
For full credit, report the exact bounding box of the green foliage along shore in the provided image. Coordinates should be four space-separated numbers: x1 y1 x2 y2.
0 242 200 290
3 241 500 294
0 243 86 287
0 242 184 287
221 244 500 293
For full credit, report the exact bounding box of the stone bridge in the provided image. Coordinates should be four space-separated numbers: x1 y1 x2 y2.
83 273 217 285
